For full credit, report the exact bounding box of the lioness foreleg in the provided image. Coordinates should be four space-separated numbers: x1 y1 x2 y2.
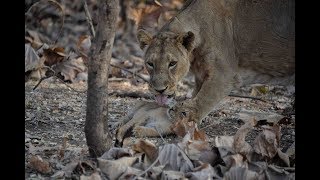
172 55 235 123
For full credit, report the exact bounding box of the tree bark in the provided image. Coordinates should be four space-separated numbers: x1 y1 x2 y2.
85 0 119 158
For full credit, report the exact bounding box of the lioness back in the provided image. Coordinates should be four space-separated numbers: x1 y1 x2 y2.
137 0 294 123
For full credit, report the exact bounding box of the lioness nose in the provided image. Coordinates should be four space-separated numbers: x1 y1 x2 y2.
155 86 167 94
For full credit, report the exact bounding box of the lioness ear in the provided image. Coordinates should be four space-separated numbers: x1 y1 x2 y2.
137 29 153 50
177 31 195 51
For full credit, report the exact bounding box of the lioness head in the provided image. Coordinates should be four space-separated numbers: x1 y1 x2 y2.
137 30 195 105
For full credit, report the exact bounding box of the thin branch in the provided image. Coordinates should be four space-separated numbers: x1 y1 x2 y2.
33 76 50 91
33 66 55 91
138 156 160 177
82 0 96 37
32 65 87 93
56 78 87 93
155 127 166 144
109 90 152 99
110 63 150 82
228 93 267 102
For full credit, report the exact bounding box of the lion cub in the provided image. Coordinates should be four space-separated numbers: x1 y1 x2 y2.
115 100 174 146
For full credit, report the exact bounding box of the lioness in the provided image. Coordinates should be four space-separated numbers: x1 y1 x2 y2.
116 0 295 142
137 0 295 123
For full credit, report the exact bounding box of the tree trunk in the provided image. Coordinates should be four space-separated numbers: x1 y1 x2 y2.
85 0 119 158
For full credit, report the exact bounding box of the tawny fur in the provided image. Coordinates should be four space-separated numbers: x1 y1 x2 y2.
138 0 294 123
117 0 295 141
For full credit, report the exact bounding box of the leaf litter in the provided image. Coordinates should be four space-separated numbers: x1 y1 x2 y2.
25 75 294 179
87 116 294 179
25 0 294 179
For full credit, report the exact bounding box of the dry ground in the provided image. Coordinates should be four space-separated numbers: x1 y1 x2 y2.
25 78 295 179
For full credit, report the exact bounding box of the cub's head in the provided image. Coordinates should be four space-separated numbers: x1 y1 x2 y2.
137 30 195 105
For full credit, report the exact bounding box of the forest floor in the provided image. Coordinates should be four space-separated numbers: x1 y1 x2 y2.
25 0 295 178
25 78 295 179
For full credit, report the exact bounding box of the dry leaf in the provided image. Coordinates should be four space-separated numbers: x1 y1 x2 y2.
233 118 256 156
215 136 234 148
100 147 133 160
185 163 221 180
285 142 295 157
43 47 66 66
238 110 284 124
160 170 186 180
129 5 162 31
132 139 158 164
98 157 141 180
250 84 269 96
186 141 210 160
77 35 91 58
158 144 194 172
80 172 102 180
25 29 46 49
248 161 295 179
51 170 65 178
276 149 290 167
28 155 52 174
193 128 208 141
253 125 280 159
74 161 95 175
181 138 217 164
266 165 295 180
74 72 88 83
146 165 165 179
171 117 189 137
224 166 260 180
62 161 79 177
53 56 87 82
28 68 47 80
118 167 143 180
247 161 268 173
98 158 128 179
171 117 208 141
223 154 247 170
25 43 43 72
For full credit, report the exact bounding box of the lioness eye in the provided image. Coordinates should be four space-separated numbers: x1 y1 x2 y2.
146 62 154 68
169 61 177 68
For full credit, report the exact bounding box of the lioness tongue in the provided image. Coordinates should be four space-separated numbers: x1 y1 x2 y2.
155 94 168 106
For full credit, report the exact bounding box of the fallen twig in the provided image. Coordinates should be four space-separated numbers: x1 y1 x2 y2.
33 77 50 91
110 63 150 82
56 78 87 93
138 155 160 177
33 69 87 93
228 93 267 102
155 127 167 144
32 66 55 90
109 90 152 99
